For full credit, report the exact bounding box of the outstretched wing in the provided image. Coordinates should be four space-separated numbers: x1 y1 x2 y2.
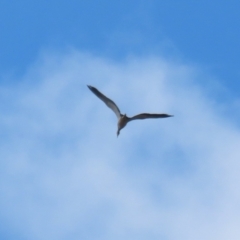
87 85 122 119
129 113 173 121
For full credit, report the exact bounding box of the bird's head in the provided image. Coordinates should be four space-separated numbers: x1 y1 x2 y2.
117 129 120 137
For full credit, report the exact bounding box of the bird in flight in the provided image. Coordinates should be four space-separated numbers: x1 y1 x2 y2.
87 85 173 136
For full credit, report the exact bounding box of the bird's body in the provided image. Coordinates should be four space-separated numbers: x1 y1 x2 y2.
117 114 129 136
87 85 173 136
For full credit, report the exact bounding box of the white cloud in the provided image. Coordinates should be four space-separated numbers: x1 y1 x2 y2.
0 50 240 240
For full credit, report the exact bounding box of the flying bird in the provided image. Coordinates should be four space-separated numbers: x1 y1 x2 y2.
87 85 173 136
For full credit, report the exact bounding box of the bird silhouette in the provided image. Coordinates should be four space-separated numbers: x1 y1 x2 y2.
87 85 173 136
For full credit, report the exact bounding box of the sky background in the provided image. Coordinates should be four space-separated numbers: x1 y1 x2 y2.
1 1 240 240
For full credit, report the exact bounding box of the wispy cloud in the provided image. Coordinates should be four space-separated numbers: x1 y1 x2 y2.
0 50 240 240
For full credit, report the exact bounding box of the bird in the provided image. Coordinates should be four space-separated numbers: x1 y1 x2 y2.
87 85 173 136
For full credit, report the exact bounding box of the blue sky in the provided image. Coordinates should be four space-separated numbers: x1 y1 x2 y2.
1 0 240 89
1 1 240 240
